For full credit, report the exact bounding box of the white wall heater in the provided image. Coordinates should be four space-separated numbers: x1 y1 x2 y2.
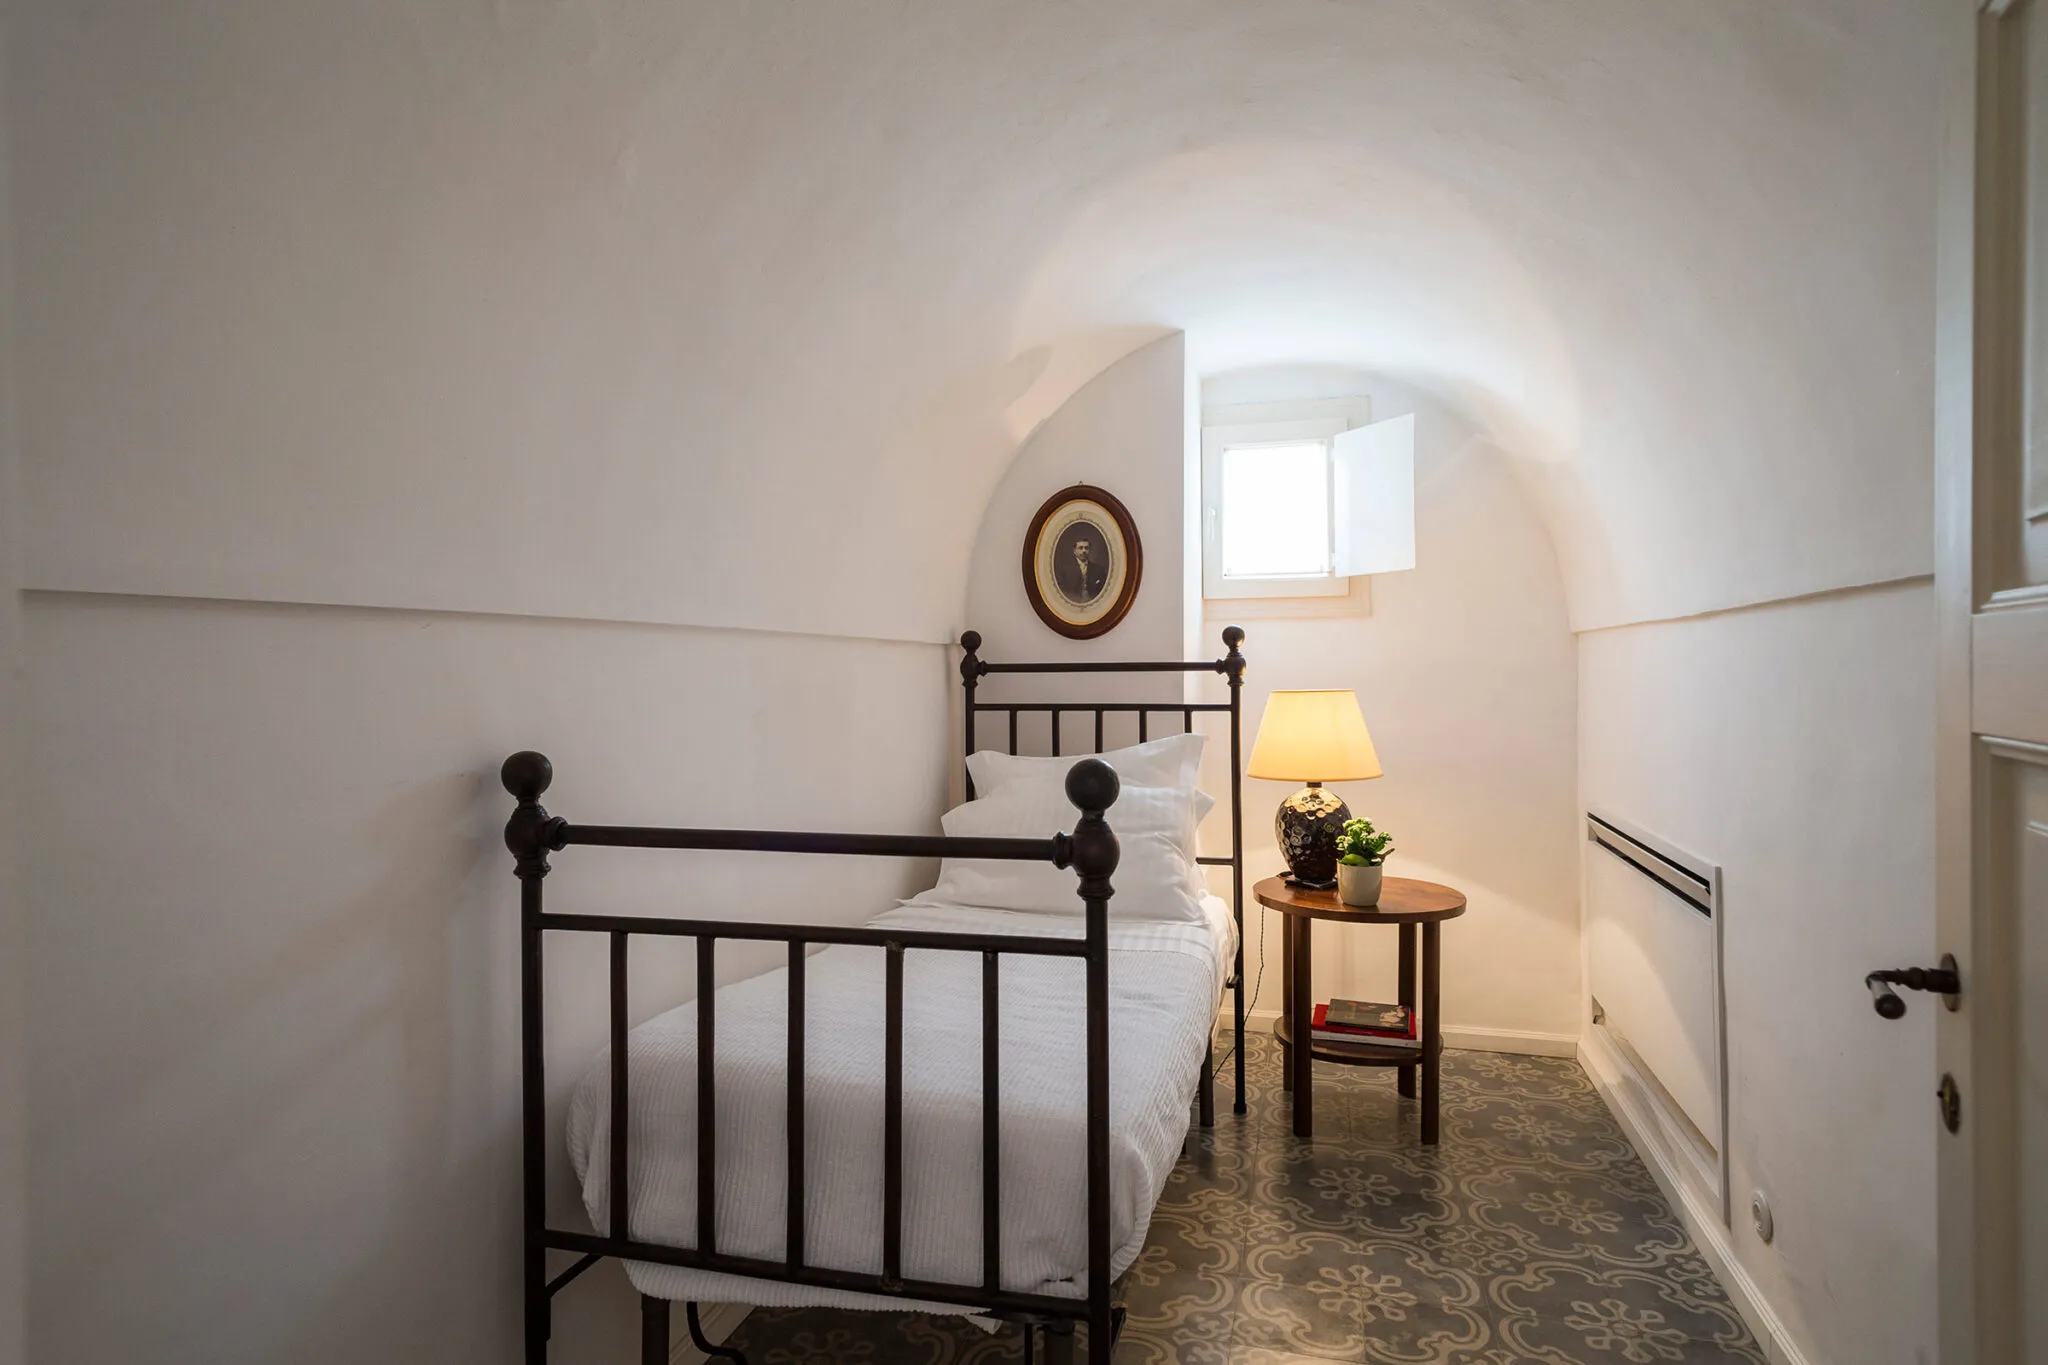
1584 809 1730 1224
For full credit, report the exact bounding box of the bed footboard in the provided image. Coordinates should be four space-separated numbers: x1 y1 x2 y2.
506 751 1124 1365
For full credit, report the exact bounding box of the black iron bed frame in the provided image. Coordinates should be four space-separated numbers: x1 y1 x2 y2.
506 625 1246 1365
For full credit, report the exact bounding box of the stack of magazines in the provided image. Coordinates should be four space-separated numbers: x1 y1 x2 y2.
1310 998 1420 1049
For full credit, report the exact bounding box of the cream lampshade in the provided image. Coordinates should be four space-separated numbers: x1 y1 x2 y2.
1249 690 1381 888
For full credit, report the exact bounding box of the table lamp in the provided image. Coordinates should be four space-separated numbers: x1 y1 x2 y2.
1247 689 1382 888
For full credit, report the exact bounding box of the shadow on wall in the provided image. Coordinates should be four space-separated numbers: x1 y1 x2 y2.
38 766 515 1359
1008 141 1582 465
992 117 1928 631
21 598 953 1365
980 136 1633 630
960 332 1195 696
269 776 521 1362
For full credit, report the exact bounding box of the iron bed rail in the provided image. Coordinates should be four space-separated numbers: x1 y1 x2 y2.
506 750 1125 1365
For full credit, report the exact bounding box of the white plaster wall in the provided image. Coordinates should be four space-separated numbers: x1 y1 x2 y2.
1196 373 1581 1043
1579 583 1937 1365
8 0 1936 639
20 598 949 1365
964 331 1192 710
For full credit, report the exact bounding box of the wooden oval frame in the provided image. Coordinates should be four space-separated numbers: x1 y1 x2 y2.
1021 484 1143 640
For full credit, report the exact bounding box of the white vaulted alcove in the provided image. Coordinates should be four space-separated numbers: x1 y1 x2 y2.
0 3 1952 1364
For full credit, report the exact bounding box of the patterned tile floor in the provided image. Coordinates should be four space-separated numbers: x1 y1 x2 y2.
720 1035 1766 1364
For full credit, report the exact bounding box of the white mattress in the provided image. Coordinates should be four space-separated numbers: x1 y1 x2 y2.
566 895 1234 1314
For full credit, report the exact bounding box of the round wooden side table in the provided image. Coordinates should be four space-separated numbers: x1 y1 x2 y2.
1253 875 1467 1143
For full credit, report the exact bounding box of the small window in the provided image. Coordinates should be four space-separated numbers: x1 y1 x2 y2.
1201 399 1415 603
1220 442 1331 578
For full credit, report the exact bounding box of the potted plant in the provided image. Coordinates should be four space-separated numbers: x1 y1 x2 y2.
1335 817 1394 906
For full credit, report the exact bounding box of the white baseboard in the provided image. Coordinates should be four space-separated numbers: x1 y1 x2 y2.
1577 1031 1811 1365
670 1302 752 1364
1437 1024 1579 1057
1221 1007 1579 1058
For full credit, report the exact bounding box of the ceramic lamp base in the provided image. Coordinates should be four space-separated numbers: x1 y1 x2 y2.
1275 783 1350 889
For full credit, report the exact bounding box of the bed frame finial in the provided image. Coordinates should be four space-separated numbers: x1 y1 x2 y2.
1221 624 1246 664
502 751 567 876
1064 755 1119 818
502 750 554 803
1064 757 1121 899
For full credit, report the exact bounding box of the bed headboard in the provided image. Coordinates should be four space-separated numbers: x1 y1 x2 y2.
956 624 1248 1116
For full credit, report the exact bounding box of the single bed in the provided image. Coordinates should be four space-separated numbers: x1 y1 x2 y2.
507 627 1248 1365
567 895 1237 1315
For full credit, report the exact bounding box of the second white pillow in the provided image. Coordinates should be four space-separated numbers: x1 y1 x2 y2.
966 731 1205 800
918 781 1208 922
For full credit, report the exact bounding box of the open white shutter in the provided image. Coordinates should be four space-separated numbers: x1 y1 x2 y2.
1332 413 1416 577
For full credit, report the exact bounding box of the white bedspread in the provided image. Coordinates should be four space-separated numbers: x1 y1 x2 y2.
566 896 1232 1314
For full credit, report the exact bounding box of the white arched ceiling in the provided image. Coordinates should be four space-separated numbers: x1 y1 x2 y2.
14 0 1936 638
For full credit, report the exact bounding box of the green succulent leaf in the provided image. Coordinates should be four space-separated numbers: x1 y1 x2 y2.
1334 815 1394 865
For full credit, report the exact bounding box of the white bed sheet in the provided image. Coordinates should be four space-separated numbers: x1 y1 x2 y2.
565 895 1234 1315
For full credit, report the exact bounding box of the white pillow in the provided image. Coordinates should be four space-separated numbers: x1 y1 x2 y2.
920 781 1208 922
966 731 1205 799
964 747 1216 898
1185 789 1217 895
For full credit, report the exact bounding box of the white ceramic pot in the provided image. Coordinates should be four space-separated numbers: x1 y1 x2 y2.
1337 861 1383 907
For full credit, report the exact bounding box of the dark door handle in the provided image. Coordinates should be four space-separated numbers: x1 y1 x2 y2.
1866 954 1960 1018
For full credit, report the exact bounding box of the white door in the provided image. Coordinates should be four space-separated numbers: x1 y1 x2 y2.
1933 1 2048 1360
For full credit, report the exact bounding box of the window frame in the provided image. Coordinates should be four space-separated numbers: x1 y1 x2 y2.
1200 397 1371 602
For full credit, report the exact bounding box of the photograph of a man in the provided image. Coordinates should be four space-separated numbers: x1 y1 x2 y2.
1053 520 1110 604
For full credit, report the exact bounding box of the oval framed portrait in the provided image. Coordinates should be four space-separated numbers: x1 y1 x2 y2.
1021 485 1143 639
